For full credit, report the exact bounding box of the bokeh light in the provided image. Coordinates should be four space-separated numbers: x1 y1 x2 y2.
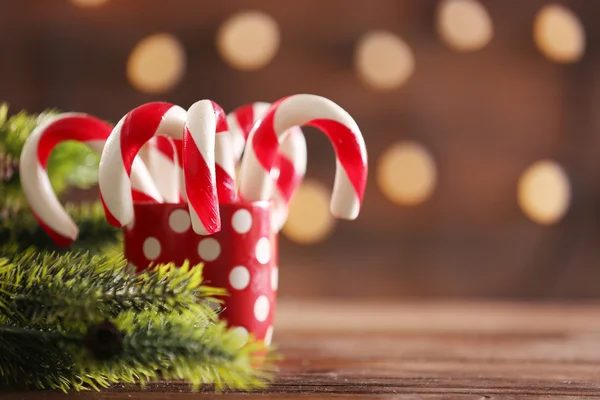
378 141 437 206
217 11 280 70
126 33 186 94
437 0 493 52
517 160 571 225
283 180 335 244
534 4 585 63
355 30 415 91
70 0 108 7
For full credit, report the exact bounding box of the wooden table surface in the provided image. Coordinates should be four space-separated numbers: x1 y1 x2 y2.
5 300 600 399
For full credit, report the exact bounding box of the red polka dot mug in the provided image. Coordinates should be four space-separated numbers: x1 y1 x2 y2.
124 201 278 346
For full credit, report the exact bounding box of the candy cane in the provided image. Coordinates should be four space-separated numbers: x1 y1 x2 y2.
228 103 307 230
239 94 367 220
227 102 270 162
271 128 307 231
139 136 181 203
183 99 237 235
99 102 187 227
19 113 162 247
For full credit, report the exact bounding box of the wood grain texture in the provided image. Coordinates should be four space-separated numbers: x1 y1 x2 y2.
5 300 600 399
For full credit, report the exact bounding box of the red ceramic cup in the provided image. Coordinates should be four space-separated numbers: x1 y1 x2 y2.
123 201 278 346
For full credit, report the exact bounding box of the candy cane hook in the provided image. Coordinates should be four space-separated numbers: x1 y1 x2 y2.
99 102 187 227
228 102 307 231
239 94 368 220
19 113 162 247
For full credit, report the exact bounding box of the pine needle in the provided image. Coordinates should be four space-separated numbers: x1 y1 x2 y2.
0 313 275 392
0 201 121 254
0 251 224 326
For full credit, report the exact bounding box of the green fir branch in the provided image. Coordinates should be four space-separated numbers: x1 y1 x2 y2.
85 313 274 391
0 322 81 391
0 251 224 327
0 201 121 254
0 251 275 392
0 313 274 392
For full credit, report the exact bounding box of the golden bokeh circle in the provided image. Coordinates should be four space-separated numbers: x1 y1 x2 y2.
534 4 585 63
283 180 336 244
377 141 437 206
127 33 186 94
437 0 493 52
70 0 109 7
517 160 571 225
355 30 415 91
216 10 281 70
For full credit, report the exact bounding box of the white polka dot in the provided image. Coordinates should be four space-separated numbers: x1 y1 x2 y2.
255 237 271 264
168 209 191 233
229 266 250 290
142 237 161 260
230 326 249 348
264 325 274 346
254 295 270 322
232 209 253 234
271 266 278 291
198 238 221 261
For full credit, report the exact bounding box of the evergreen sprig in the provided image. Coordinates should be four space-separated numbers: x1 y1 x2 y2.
0 252 224 326
0 252 275 392
90 313 273 391
0 201 120 254
0 313 273 392
0 323 78 391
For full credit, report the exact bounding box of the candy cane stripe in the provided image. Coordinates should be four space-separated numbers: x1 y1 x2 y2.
309 118 367 201
212 101 237 204
273 156 295 202
37 114 109 166
227 102 270 162
152 136 177 159
184 100 220 235
120 102 175 175
20 113 161 246
21 114 107 244
99 102 185 227
228 102 307 230
240 94 367 220
143 136 180 203
275 127 307 203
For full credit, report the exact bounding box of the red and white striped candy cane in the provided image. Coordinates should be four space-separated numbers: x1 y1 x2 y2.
99 102 187 228
270 128 307 231
227 103 307 231
138 136 182 203
227 102 270 162
19 113 162 247
239 94 367 220
183 99 237 235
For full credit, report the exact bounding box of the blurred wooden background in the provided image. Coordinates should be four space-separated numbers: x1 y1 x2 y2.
2 0 600 299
